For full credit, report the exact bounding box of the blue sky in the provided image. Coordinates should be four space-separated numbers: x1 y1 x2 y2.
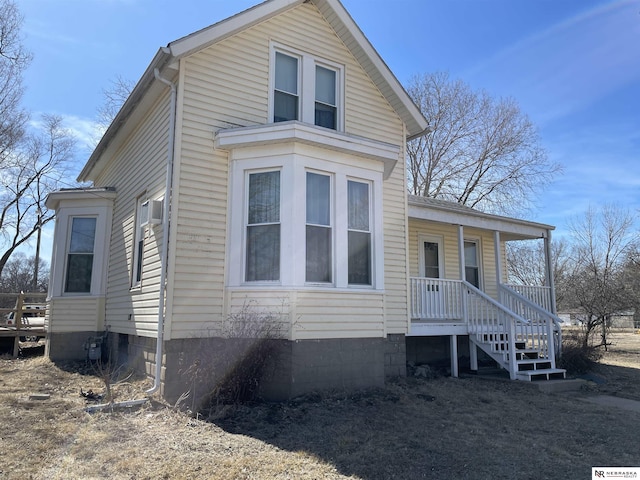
18 0 640 256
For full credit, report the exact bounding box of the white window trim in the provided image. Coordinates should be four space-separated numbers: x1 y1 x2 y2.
131 194 148 289
464 237 483 289
49 206 112 298
227 145 383 290
304 169 334 286
418 234 445 278
269 42 345 131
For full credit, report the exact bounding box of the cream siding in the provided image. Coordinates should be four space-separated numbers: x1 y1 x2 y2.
226 289 385 340
92 90 171 337
408 219 501 300
169 2 407 340
47 297 105 333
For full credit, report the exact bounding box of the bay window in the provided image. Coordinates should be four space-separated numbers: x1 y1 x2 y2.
347 180 371 285
246 171 281 282
306 172 332 283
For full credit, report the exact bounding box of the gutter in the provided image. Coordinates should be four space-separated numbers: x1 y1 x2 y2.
146 67 178 395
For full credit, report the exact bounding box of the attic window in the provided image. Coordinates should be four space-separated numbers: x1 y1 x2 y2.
274 52 299 122
271 44 343 131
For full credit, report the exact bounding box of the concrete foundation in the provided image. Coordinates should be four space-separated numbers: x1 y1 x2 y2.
46 331 102 361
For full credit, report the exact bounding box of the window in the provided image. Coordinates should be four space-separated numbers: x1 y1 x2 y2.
464 240 480 288
274 52 299 123
315 65 337 129
347 180 371 285
306 172 332 283
65 217 96 293
132 196 147 288
246 171 281 282
227 150 382 289
423 241 440 279
271 45 342 130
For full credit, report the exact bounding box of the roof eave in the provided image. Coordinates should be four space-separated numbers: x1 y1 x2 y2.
77 48 173 183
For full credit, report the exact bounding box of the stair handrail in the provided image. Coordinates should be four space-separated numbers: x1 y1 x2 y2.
499 284 563 362
464 281 530 325
464 282 530 379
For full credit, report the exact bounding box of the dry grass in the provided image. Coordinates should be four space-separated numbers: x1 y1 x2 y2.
1 332 639 480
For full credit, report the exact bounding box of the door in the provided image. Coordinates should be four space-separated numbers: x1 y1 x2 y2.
418 235 445 318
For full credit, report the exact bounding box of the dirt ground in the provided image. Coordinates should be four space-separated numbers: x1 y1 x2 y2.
0 331 638 480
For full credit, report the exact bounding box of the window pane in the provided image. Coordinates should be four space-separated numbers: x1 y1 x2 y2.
246 224 280 281
306 172 330 226
348 231 371 285
466 267 480 288
315 66 335 105
423 242 439 278
69 217 96 253
248 171 280 224
274 91 298 122
275 52 298 94
315 102 336 129
348 181 369 231
306 225 332 283
65 254 93 293
464 241 478 267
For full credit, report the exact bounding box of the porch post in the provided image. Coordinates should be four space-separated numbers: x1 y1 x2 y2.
458 225 468 324
494 231 502 286
450 335 459 377
544 229 558 314
458 225 466 281
469 338 478 372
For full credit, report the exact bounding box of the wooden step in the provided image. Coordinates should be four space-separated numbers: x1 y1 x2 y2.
515 368 566 382
516 359 552 371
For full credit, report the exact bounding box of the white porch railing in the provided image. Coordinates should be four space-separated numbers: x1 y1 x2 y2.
503 284 553 312
499 284 563 363
410 278 560 378
410 278 464 321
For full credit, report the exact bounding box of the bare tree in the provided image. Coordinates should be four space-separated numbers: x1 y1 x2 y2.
0 0 31 168
0 114 76 278
94 75 134 141
0 251 48 293
562 205 638 347
406 72 561 215
506 238 570 301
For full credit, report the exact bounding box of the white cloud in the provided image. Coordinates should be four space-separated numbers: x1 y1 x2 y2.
466 1 640 123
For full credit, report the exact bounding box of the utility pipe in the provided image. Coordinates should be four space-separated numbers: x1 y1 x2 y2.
147 65 177 395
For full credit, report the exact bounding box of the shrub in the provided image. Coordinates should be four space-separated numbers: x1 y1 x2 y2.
559 332 603 374
180 300 286 418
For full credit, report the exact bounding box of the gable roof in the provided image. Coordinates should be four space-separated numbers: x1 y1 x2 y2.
79 0 428 182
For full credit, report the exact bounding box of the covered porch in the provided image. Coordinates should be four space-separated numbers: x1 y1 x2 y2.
406 196 564 381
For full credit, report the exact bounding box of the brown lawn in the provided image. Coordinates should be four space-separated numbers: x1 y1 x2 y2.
0 331 638 479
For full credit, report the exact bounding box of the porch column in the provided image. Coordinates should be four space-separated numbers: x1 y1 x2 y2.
458 225 466 281
494 231 502 286
450 335 459 377
544 229 558 314
458 225 468 323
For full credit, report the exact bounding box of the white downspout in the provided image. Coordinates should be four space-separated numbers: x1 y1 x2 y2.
146 66 177 395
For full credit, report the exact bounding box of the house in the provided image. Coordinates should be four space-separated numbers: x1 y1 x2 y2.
45 0 564 401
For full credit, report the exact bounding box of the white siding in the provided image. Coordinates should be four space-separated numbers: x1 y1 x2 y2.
93 91 171 337
48 297 105 333
169 2 407 340
408 220 500 300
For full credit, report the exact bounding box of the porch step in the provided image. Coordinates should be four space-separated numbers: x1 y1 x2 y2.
516 359 552 371
515 368 567 382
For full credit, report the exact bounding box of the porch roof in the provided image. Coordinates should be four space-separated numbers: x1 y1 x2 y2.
407 195 555 241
